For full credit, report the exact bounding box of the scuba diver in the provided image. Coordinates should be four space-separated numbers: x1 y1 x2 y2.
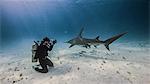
33 37 57 73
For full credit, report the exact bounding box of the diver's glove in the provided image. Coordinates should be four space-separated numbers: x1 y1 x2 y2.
53 40 57 44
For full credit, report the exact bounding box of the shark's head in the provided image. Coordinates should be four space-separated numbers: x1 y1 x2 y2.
65 38 77 44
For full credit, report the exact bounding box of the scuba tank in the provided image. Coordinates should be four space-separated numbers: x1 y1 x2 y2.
32 41 39 62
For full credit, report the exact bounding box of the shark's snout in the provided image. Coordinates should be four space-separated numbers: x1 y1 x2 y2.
64 40 71 44
64 39 74 44
64 41 69 43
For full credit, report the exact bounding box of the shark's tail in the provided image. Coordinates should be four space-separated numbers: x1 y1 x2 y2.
104 32 127 51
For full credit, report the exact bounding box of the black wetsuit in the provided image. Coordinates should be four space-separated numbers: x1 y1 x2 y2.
34 44 54 73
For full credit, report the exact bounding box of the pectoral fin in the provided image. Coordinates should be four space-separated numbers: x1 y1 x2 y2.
69 44 75 48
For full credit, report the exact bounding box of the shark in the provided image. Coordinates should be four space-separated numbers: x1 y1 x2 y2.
65 28 127 51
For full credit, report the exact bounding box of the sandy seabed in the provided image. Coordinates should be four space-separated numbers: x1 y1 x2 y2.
0 42 150 84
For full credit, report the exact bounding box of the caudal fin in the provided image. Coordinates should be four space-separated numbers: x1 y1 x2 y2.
104 32 127 51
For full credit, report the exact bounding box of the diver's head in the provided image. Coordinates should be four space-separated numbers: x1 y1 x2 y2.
43 37 50 42
42 37 57 46
42 37 50 46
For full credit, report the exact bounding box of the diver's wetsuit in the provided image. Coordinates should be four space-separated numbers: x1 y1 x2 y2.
34 43 54 73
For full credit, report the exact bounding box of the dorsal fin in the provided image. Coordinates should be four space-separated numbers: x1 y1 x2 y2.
78 27 84 38
95 36 100 40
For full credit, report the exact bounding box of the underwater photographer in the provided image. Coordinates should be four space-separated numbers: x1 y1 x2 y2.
32 37 57 73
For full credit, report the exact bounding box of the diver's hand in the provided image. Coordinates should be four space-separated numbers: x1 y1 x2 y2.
53 40 57 44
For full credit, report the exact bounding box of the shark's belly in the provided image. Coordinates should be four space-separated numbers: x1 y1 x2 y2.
88 42 104 45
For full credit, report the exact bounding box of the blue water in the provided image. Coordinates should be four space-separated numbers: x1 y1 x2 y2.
1 0 149 49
